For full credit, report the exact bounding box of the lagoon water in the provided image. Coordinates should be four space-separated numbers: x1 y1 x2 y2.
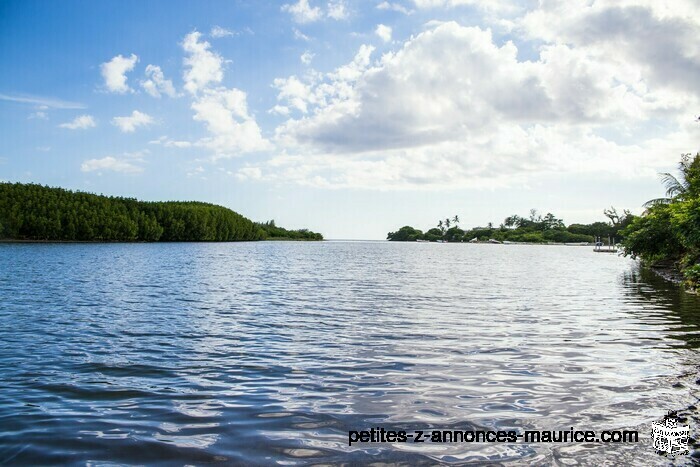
0 241 699 465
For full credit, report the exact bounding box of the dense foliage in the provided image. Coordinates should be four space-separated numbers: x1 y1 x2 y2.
256 220 323 241
0 183 320 242
622 153 700 287
388 208 632 244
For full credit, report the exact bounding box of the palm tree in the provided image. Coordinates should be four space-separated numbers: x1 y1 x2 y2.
452 215 459 226
643 153 691 208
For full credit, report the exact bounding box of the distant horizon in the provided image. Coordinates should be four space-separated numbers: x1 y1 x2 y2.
1 0 698 240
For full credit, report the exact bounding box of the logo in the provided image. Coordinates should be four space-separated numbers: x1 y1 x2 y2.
651 411 689 457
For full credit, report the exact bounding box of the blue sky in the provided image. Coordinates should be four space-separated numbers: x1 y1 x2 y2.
1 0 699 239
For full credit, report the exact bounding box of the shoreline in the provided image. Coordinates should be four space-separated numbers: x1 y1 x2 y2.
0 238 323 244
648 260 686 286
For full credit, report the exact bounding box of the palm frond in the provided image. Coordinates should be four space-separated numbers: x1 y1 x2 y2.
642 197 672 209
659 172 687 198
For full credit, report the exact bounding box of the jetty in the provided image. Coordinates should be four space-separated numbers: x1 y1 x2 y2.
594 236 618 253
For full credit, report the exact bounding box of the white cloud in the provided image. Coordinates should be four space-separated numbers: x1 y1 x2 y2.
518 2 700 98
293 28 311 41
149 136 192 147
327 1 348 19
275 23 673 152
376 1 413 14
375 24 392 42
301 51 315 65
111 110 154 132
181 32 271 157
187 166 206 178
81 156 143 174
59 115 96 130
168 141 192 148
191 88 271 156
282 0 322 23
140 65 177 98
236 166 263 180
100 54 138 93
182 31 224 95
210 26 236 38
271 44 374 119
258 19 700 190
28 111 48 120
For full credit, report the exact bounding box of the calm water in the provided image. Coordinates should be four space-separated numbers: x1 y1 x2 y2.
0 242 699 465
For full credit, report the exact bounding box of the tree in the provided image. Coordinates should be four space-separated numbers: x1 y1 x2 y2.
387 225 423 241
542 213 564 230
643 153 694 208
503 215 520 229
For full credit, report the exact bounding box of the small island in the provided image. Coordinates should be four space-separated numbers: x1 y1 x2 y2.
387 208 631 245
0 183 323 242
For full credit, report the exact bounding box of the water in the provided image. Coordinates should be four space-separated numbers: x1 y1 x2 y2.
0 242 699 465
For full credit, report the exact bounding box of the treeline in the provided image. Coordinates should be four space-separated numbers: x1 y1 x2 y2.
388 208 632 244
621 152 700 288
256 220 323 241
0 183 321 242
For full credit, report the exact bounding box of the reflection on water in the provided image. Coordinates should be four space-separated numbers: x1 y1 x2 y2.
0 242 698 465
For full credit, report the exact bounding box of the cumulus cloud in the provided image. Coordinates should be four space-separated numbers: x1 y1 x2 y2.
274 23 680 152
191 88 271 156
375 24 392 42
301 51 315 65
81 156 143 174
112 110 154 132
519 2 700 98
255 17 699 189
181 32 271 157
59 115 96 130
327 1 348 19
282 0 322 23
140 65 177 98
100 54 138 93
182 31 224 95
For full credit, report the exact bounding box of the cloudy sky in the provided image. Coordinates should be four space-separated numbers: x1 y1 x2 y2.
1 0 698 239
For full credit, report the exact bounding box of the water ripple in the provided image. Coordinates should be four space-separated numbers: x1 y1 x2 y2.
0 242 698 465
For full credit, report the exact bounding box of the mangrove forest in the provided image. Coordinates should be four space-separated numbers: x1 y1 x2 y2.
0 183 323 242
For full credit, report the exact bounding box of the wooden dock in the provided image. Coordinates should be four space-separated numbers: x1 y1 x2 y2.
593 245 618 253
593 236 618 253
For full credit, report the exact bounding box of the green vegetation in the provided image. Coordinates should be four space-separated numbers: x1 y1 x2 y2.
256 220 323 241
621 153 700 288
388 208 632 244
0 183 322 242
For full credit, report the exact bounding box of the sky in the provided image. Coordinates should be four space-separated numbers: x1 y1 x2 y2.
0 0 699 239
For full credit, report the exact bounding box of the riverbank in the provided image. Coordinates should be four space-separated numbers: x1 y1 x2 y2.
648 260 685 285
0 238 322 243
